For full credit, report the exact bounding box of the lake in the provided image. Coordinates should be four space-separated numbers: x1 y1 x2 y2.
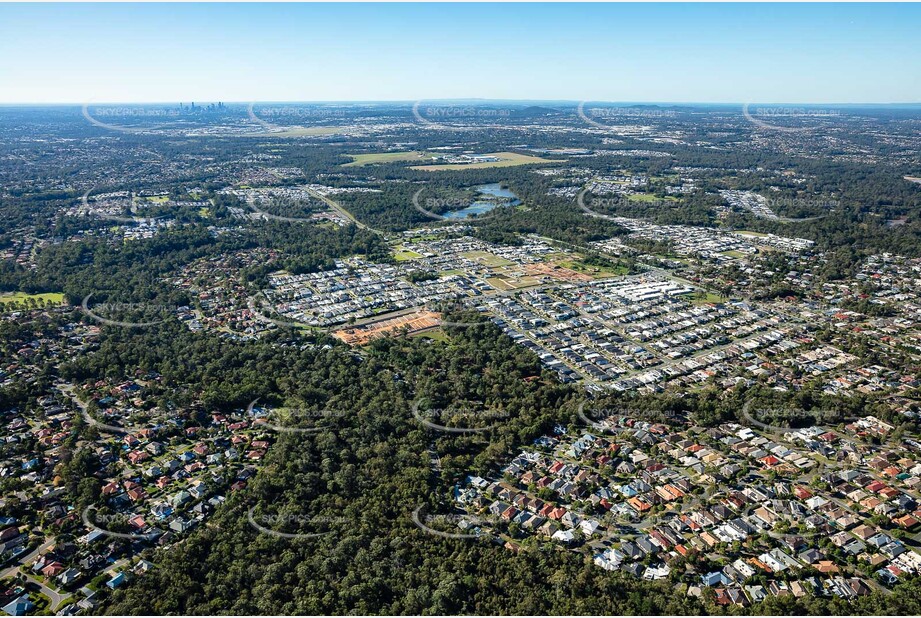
442 183 520 219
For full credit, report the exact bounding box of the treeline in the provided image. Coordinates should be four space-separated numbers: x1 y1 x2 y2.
0 220 388 300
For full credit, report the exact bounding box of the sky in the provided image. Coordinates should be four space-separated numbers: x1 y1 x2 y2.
1 3 919 105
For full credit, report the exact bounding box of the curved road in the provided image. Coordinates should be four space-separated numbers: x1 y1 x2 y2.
0 537 69 611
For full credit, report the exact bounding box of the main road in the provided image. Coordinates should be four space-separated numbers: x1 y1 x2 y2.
305 187 389 237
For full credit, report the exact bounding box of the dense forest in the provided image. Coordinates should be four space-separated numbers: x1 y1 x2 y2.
87 318 921 615
36 312 910 615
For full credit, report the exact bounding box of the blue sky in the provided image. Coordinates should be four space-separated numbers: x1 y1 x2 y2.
1 3 919 104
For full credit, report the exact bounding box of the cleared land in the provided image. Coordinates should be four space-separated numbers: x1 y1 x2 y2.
411 152 554 171
0 292 66 308
332 310 441 345
524 262 594 282
555 260 629 279
486 276 540 291
393 247 423 261
343 151 428 167
460 250 513 267
687 291 728 305
409 328 450 342
626 193 679 203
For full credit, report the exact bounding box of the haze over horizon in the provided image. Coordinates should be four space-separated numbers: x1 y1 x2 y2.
6 99 921 107
1 3 919 105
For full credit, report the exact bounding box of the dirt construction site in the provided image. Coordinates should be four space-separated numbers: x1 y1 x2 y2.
332 310 442 345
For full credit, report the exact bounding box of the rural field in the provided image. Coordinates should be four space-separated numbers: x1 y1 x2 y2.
411 151 554 171
485 275 540 291
343 151 428 166
0 292 66 308
626 193 680 203
460 250 514 267
393 246 423 261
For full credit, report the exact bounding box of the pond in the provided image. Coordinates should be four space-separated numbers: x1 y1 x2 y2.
442 183 520 219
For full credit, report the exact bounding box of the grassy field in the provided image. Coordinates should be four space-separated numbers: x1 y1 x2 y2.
0 292 66 308
403 233 444 243
721 250 748 259
393 247 423 261
409 328 450 342
560 259 630 278
687 291 728 305
411 152 553 171
486 276 540 290
343 151 428 167
735 230 770 238
460 250 513 267
626 193 679 203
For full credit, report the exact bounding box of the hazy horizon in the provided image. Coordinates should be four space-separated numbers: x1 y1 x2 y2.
4 100 921 107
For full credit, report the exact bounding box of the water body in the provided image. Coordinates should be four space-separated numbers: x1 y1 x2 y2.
443 183 520 219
